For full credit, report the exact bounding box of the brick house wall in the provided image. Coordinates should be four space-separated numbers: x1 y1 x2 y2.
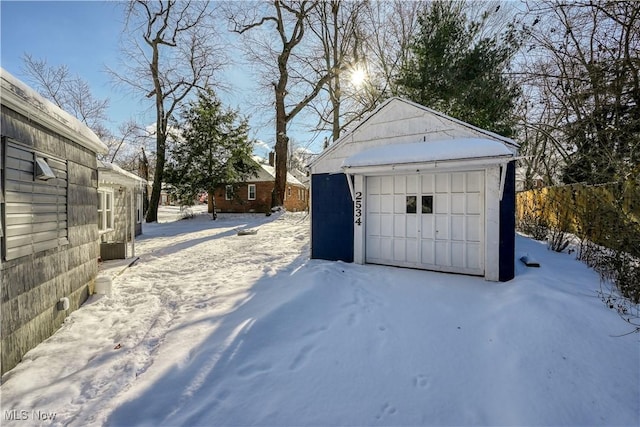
214 181 308 213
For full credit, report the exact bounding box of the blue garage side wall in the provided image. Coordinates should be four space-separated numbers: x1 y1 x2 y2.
311 173 354 262
499 161 516 282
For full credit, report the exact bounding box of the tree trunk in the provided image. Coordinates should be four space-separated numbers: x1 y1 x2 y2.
208 189 217 220
273 79 288 208
146 131 166 223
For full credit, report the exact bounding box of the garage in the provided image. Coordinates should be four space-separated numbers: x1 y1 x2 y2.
365 171 484 275
309 97 518 282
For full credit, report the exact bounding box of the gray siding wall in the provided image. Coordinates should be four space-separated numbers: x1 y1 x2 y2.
1 105 99 375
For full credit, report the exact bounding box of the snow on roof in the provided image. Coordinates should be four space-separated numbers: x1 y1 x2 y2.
98 160 146 187
0 67 107 154
260 163 304 186
343 138 515 168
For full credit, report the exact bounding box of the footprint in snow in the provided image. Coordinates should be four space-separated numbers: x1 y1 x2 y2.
375 402 397 420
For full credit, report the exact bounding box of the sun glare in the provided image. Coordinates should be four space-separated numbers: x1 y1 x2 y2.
350 67 366 87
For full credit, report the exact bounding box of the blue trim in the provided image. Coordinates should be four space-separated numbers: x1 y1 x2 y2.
311 173 354 262
499 161 516 281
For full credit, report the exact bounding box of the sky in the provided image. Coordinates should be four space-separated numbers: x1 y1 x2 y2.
1 206 638 425
0 1 322 159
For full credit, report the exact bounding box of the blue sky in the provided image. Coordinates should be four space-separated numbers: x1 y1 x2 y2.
0 0 322 158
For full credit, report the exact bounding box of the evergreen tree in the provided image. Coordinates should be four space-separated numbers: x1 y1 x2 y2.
165 89 258 219
396 0 521 137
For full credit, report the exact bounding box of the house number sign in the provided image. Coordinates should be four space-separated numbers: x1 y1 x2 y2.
354 191 363 226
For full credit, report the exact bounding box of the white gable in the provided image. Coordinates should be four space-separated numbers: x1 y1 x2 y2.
311 98 516 174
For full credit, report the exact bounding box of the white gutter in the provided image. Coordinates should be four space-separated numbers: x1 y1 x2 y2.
342 154 514 176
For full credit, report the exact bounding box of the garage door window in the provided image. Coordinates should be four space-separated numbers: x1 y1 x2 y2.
422 195 433 214
406 196 417 213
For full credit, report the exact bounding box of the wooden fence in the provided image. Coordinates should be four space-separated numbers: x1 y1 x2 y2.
516 181 640 257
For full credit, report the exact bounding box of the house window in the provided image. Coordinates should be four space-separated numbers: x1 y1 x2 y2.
98 189 114 232
422 195 433 214
406 196 417 214
248 184 256 200
225 185 234 200
2 139 69 260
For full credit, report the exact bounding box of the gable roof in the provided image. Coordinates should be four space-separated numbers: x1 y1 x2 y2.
98 160 147 188
248 157 305 187
310 97 517 170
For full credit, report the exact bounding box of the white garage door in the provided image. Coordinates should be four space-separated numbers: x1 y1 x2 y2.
365 172 484 275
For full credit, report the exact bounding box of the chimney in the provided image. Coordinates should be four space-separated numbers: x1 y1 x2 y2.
268 151 275 166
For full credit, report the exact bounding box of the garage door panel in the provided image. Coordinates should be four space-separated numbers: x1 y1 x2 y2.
434 194 448 214
380 194 393 213
394 195 406 213
466 171 483 192
369 177 381 194
394 176 406 194
406 239 418 263
435 215 449 240
406 215 417 238
451 242 465 267
367 236 381 259
451 193 465 214
435 241 450 266
451 216 465 241
421 215 433 238
368 214 381 236
393 240 406 261
381 176 393 194
421 174 433 192
466 242 482 269
368 195 380 213
421 240 434 264
380 214 393 236
380 239 393 260
451 173 465 192
466 216 481 241
406 175 418 193
436 174 449 193
394 215 405 237
466 193 481 214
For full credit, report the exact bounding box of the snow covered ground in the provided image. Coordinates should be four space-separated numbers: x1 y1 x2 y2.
1 206 638 426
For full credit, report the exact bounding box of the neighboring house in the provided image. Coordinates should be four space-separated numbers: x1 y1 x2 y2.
309 97 518 282
98 161 146 260
1 68 108 374
214 155 309 213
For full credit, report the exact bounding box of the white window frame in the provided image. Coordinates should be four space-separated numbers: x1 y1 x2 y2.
225 185 234 200
248 184 256 200
98 188 115 233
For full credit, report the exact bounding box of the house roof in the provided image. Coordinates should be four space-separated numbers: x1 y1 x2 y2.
310 97 517 169
98 160 146 188
249 157 305 187
1 68 108 154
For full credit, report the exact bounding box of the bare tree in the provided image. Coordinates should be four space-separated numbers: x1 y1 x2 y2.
522 0 640 185
111 0 225 222
358 1 422 106
21 54 111 141
229 0 332 208
306 1 367 142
